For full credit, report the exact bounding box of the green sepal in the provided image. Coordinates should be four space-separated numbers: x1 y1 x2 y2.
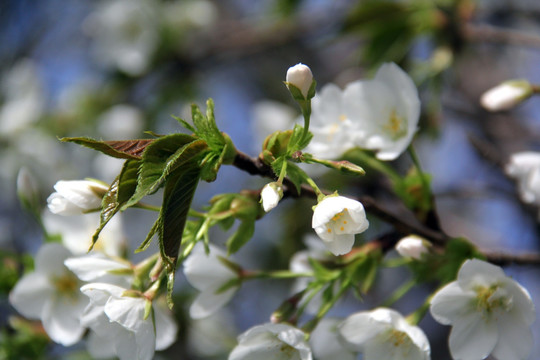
215 277 242 295
283 162 307 194
172 115 196 133
262 130 293 160
143 299 153 320
122 134 206 210
226 219 255 255
308 258 340 283
287 124 313 153
284 82 306 102
61 137 154 160
90 159 139 251
135 218 160 253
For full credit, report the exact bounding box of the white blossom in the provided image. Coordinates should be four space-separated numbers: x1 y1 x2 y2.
97 104 144 139
9 243 88 346
312 195 369 256
310 318 356 360
395 235 430 260
339 308 430 360
304 84 357 159
229 323 312 360
430 258 535 360
505 151 540 205
345 62 420 161
251 100 296 150
47 180 108 216
261 182 283 212
81 283 177 360
480 80 533 112
183 242 239 319
286 63 313 98
64 252 133 287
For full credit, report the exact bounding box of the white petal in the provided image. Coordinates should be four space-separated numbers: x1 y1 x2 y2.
190 287 237 319
65 254 131 282
35 242 72 276
502 278 536 325
322 234 355 256
154 302 178 350
47 192 85 215
81 282 125 305
492 311 534 360
87 331 117 359
339 311 388 350
104 295 147 331
430 282 475 325
183 243 236 291
53 180 105 210
457 259 505 290
113 328 140 360
310 318 356 360
9 272 52 318
42 296 87 346
133 318 156 360
448 313 498 360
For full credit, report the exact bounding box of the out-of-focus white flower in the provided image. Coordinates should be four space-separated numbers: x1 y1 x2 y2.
286 63 314 99
163 0 218 30
81 283 177 360
84 0 158 76
304 84 357 159
9 243 88 346
47 180 108 216
312 195 369 256
430 259 535 360
480 80 533 112
345 62 420 161
229 323 312 360
188 309 238 357
395 235 430 260
339 308 430 360
183 242 239 319
251 100 296 151
43 211 127 257
16 167 40 212
97 104 144 139
505 151 540 205
310 318 356 360
0 59 44 134
260 182 283 212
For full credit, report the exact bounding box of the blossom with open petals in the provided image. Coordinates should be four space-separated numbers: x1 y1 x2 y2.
184 242 239 319
505 151 540 205
47 180 108 215
229 323 312 360
9 243 88 346
80 283 177 360
64 252 133 288
312 195 369 255
310 318 356 360
339 308 430 360
430 259 535 360
345 62 420 161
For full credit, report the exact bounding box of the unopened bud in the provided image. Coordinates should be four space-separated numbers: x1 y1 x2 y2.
16 167 40 213
480 80 533 112
260 182 283 212
286 63 315 100
395 235 430 260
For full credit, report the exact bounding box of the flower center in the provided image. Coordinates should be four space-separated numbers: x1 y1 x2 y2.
474 284 512 315
390 329 409 347
327 208 349 233
384 109 407 140
52 273 80 299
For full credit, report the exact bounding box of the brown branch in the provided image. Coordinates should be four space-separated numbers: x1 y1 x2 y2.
463 23 540 48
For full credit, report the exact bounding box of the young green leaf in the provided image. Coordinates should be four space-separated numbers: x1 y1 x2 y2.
61 137 154 160
226 219 255 255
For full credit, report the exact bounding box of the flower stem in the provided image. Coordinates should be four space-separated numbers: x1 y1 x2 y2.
133 202 161 212
347 149 402 184
242 270 313 280
407 144 430 196
304 176 325 202
406 293 434 325
382 278 416 307
300 101 312 145
277 160 288 185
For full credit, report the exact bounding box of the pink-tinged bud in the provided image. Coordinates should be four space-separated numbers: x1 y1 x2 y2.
286 63 313 99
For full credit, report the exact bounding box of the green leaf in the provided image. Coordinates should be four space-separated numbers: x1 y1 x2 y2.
90 160 139 250
158 164 201 272
135 218 159 253
122 134 206 209
308 258 340 283
287 124 312 153
284 162 307 194
61 137 154 159
226 219 255 255
172 115 196 133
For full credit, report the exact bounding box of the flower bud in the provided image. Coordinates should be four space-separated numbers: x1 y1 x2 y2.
260 182 283 212
286 63 314 99
47 180 108 216
480 80 533 112
16 167 40 213
395 235 430 260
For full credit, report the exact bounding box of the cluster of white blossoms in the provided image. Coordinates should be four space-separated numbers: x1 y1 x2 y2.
305 62 421 161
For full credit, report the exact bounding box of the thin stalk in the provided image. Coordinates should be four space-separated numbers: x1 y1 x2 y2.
381 278 416 307
407 144 430 195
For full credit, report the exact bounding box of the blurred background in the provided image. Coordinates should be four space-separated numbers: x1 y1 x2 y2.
1 0 540 359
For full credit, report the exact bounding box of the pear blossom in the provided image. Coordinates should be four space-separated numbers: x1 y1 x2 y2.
183 242 239 319
9 243 88 346
339 308 431 360
505 151 540 205
261 182 283 212
80 283 177 360
312 195 369 255
310 318 356 360
304 84 357 159
47 180 108 216
286 63 313 99
229 323 312 360
395 235 430 260
345 62 420 161
430 259 535 360
480 80 533 112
